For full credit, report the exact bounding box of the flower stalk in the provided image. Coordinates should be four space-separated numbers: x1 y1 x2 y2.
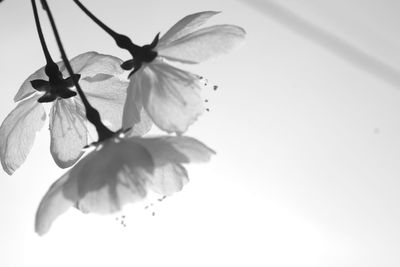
31 0 62 79
73 0 140 51
39 0 115 141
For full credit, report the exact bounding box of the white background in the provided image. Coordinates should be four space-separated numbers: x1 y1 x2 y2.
1 0 400 266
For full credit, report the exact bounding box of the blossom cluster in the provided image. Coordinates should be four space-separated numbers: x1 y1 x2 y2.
0 3 245 236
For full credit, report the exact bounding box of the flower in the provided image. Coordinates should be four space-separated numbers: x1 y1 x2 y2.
122 11 246 134
35 133 215 235
0 51 131 175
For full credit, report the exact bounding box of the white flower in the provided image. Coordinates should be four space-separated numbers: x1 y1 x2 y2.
35 133 215 235
0 52 129 175
122 11 246 134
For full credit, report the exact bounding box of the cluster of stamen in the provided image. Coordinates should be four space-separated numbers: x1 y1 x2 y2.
198 75 219 113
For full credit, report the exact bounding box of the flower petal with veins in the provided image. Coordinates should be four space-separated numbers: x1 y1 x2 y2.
49 98 87 168
122 70 153 135
81 76 128 132
157 25 246 64
137 136 215 164
60 51 125 78
0 95 46 174
139 61 204 134
35 167 80 236
148 163 189 196
158 11 220 47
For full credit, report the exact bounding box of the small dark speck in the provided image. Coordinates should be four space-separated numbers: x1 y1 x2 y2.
213 85 218 90
152 212 155 216
158 196 167 201
199 76 203 79
206 108 210 112
205 99 208 102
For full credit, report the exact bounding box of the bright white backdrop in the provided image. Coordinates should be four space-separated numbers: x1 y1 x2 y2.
1 0 400 266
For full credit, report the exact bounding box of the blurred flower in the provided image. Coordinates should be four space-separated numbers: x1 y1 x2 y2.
122 11 246 134
0 52 129 175
35 132 215 235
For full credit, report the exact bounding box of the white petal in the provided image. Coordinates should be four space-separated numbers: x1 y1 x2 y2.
35 168 80 236
60 51 125 78
157 25 246 64
49 98 87 168
35 151 97 235
62 52 129 132
80 76 128 132
148 163 189 196
0 95 45 175
122 74 153 135
135 136 215 165
76 140 154 214
158 11 220 47
140 61 204 134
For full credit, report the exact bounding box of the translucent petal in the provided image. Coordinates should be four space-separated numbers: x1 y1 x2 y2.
140 61 204 134
158 11 220 47
75 140 154 214
80 76 128 132
36 139 156 235
60 51 125 79
157 25 246 64
148 163 189 196
0 95 46 175
122 73 153 135
134 136 215 165
35 167 80 236
49 98 87 168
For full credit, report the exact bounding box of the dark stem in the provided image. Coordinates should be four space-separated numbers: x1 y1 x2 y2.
40 0 115 141
72 0 140 52
31 0 59 77
73 0 117 39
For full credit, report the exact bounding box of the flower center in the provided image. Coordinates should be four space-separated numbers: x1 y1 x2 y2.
30 63 80 103
120 33 160 77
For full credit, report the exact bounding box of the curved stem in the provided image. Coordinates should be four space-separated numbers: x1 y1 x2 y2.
73 0 118 39
31 0 58 76
40 0 114 141
72 0 140 52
